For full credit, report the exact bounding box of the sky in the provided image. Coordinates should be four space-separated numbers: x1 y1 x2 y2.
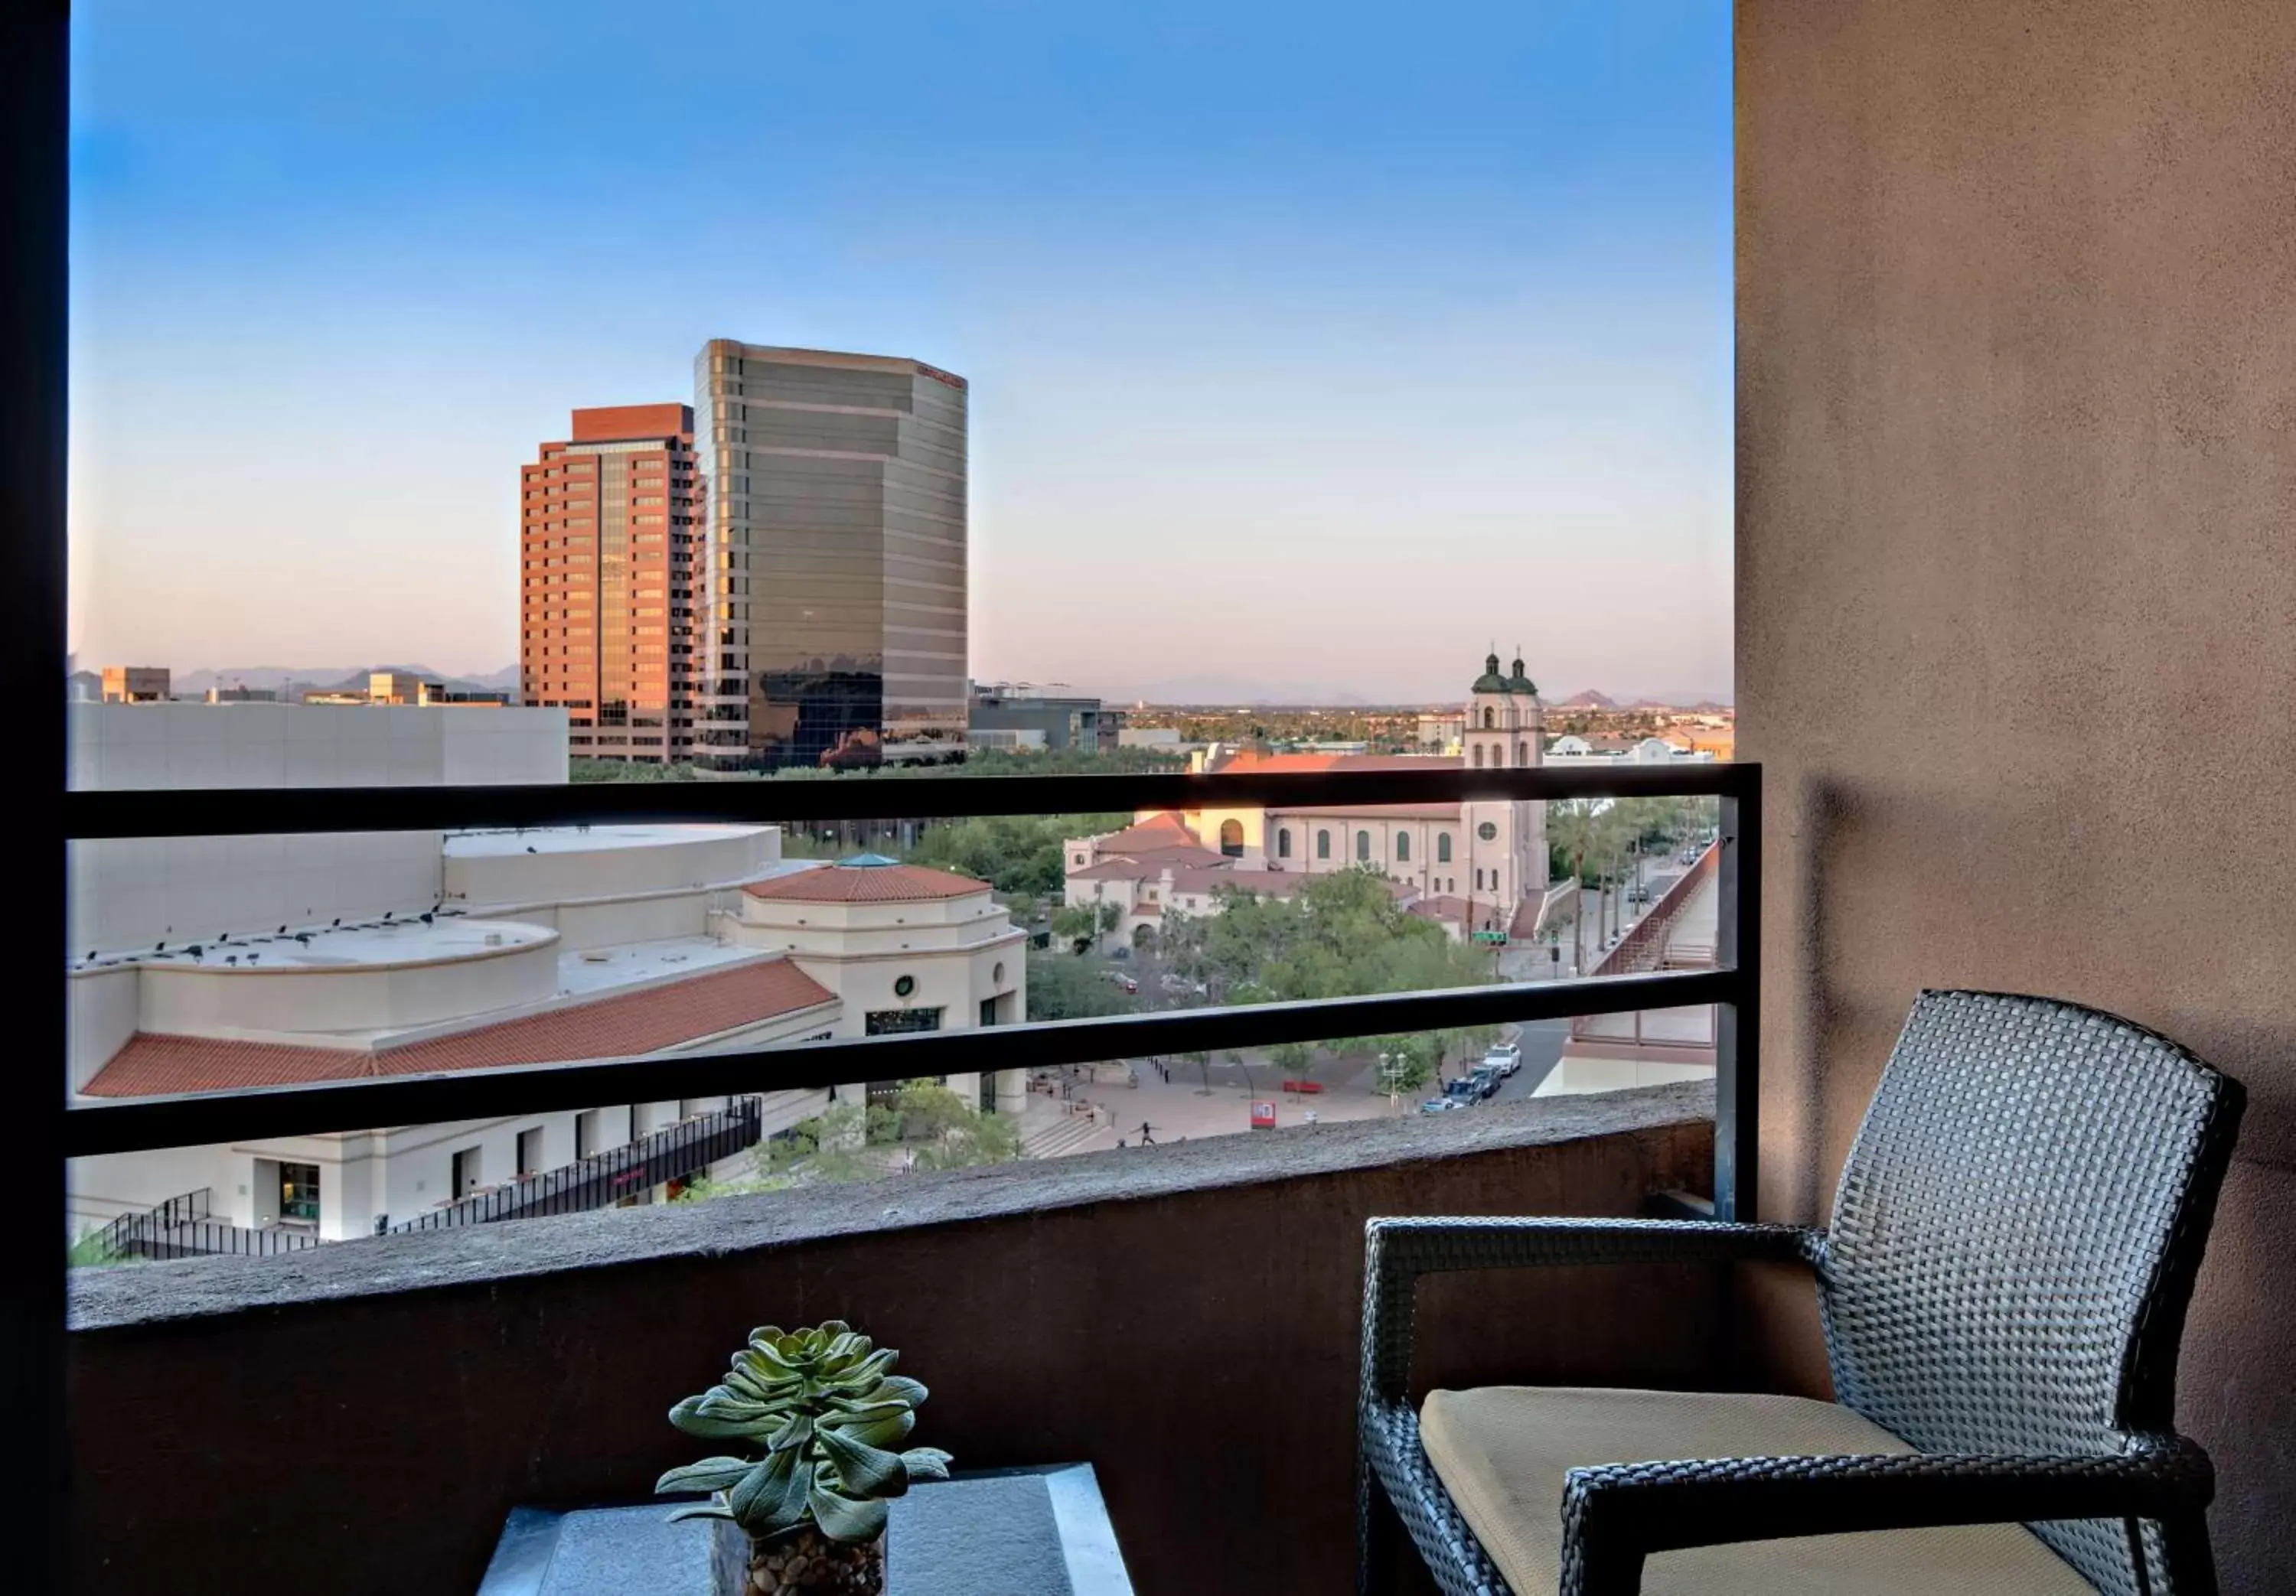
67 1 1732 704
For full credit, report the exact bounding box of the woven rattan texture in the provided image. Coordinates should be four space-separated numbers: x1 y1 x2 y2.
1820 992 2238 1591
1358 991 2243 1596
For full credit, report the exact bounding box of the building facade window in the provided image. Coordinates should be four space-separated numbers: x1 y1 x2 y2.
279 1162 320 1225
1437 832 1453 863
1483 706 1495 728
1473 744 1484 768
1277 828 1292 858
1396 832 1411 862
1518 740 1529 765
1316 829 1331 859
1355 830 1371 862
1218 818 1244 858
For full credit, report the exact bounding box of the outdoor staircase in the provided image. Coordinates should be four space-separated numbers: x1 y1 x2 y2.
1023 1104 1114 1160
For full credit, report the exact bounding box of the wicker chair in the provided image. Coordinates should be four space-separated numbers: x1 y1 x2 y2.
1359 989 2245 1596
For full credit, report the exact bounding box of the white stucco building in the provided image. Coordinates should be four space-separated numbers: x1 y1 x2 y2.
65 702 1024 1245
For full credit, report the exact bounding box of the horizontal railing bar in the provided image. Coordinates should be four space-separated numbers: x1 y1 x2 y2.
64 762 1751 840
60 967 1735 1155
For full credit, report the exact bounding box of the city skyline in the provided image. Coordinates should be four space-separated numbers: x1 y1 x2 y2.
65 2 1731 704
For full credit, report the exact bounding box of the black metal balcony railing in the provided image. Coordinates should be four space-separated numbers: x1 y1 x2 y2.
59 761 1762 1220
93 1187 325 1262
390 1097 764 1232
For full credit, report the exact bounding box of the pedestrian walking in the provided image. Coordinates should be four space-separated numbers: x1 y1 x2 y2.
1138 1121 1156 1145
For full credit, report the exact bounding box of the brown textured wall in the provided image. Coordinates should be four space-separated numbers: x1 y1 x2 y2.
1737 2 2296 1590
70 1111 1716 1596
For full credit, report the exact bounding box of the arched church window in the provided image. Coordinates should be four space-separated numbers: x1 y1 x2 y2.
1218 818 1244 858
1493 743 1506 767
1316 829 1330 860
1472 744 1483 769
1396 832 1410 862
1482 706 1495 729
1517 741 1528 765
1437 833 1452 864
1276 828 1292 858
1355 830 1371 861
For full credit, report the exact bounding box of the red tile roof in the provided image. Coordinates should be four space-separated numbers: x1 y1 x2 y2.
81 958 838 1099
1200 749 1344 774
1069 858 1164 882
1095 814 1205 853
742 862 988 903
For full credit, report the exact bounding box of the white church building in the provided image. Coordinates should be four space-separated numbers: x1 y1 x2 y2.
1065 653 1557 945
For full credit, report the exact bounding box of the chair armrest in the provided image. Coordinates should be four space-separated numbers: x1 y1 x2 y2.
1557 1434 2216 1596
1361 1218 1823 1408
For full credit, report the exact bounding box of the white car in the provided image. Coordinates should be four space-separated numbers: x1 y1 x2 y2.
1483 1041 1523 1076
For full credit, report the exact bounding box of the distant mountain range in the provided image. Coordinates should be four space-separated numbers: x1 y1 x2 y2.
145 663 522 699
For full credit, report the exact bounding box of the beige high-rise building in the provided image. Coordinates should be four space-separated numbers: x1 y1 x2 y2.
519 405 703 764
693 343 968 770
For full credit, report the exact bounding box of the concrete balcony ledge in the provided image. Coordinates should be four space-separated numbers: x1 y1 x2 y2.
70 1081 1720 1596
69 1079 1714 1332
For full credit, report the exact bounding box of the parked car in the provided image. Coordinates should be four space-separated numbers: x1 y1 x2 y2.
1468 1065 1504 1098
1443 1077 1482 1104
1418 1096 1462 1115
1482 1046 1521 1077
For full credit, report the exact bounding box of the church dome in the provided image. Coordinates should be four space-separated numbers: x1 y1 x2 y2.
1472 651 1509 694
1508 654 1538 696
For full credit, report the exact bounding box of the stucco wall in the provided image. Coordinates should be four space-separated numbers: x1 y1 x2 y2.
1737 3 2296 1590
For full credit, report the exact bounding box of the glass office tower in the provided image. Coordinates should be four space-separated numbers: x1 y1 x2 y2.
693 342 968 770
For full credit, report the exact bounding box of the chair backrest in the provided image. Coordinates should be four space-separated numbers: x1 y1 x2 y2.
1819 990 2242 1592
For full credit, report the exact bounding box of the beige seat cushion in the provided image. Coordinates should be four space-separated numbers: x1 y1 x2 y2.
1418 1386 2098 1595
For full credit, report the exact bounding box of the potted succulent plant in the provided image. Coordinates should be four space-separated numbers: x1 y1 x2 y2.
657 1321 951 1595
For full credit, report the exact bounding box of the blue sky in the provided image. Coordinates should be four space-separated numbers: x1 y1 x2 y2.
67 1 1731 702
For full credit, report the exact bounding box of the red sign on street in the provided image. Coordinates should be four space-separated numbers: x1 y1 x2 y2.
1250 1100 1277 1130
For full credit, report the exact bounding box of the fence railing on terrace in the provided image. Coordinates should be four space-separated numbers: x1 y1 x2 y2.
390 1096 763 1232
60 761 1763 1220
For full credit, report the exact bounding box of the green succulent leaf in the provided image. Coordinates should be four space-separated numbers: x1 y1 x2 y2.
665 1501 736 1523
654 1457 753 1495
725 1449 793 1528
766 1413 815 1454
669 1394 773 1441
820 1399 915 1432
856 1376 928 1409
814 1420 911 1500
758 1459 816 1537
900 1447 954 1481
831 1408 916 1450
807 1483 889 1544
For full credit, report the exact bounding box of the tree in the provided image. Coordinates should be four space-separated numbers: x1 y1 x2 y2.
905 813 1130 897
1049 902 1105 953
1026 952 1130 1022
885 1082 1022 1171
1166 868 1500 1093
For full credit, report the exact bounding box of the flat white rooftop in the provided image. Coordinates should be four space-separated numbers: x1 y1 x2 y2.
83 917 554 973
554 936 767 998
